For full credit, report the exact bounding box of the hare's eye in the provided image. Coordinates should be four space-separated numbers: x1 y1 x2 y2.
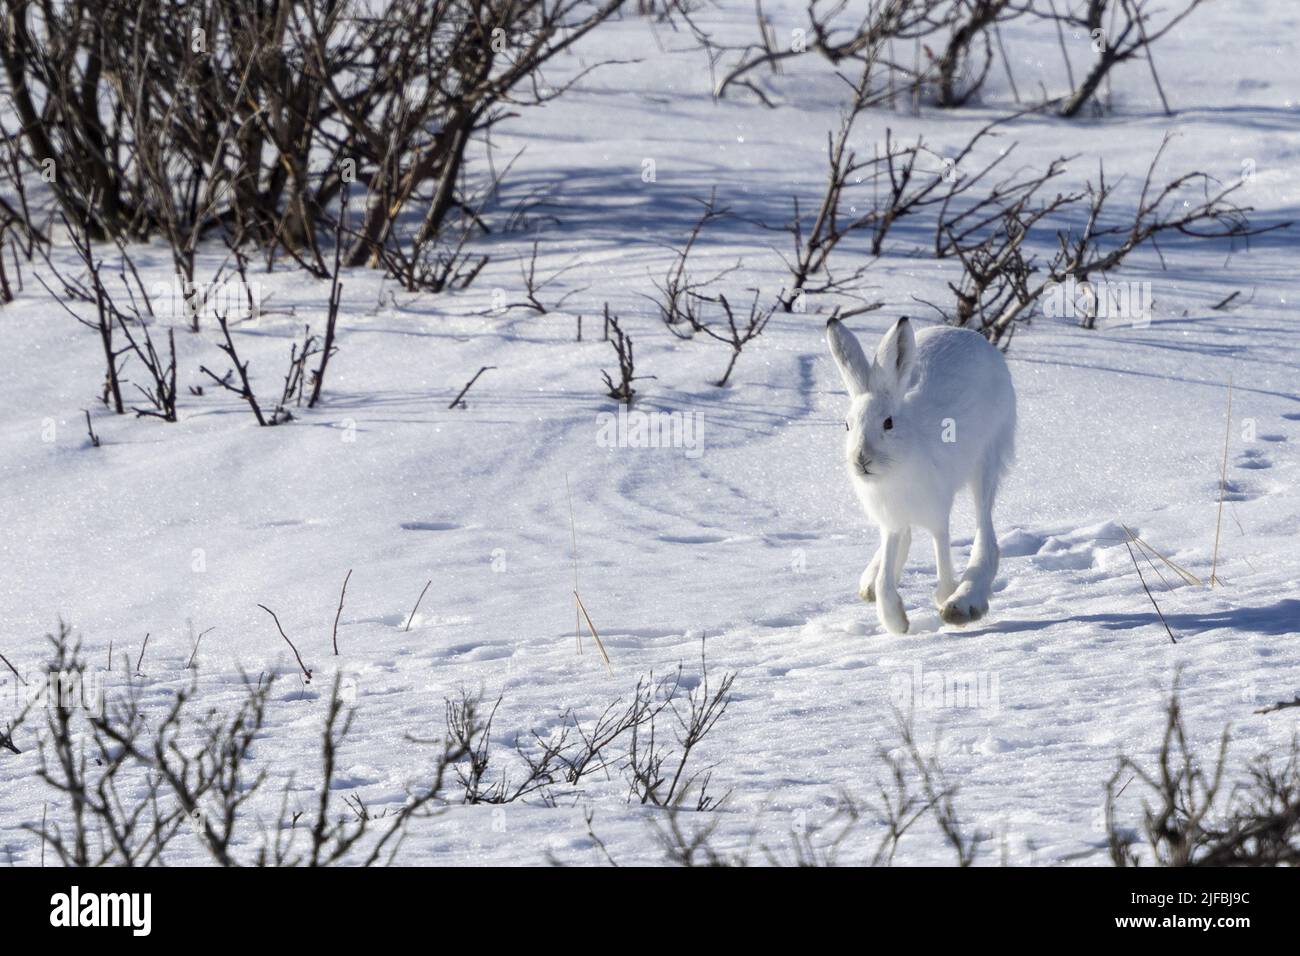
883 417 894 431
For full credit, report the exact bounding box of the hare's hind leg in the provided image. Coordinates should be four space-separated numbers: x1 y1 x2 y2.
941 462 1001 625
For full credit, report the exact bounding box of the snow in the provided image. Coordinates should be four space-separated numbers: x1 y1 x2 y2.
1 1 1298 866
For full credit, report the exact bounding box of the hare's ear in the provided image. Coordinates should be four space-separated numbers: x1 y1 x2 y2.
826 317 871 397
872 316 916 393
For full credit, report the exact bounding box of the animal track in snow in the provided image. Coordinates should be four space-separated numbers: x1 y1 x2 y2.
1218 478 1258 502
1032 539 1099 571
1236 448 1273 470
657 533 727 544
999 527 1046 558
1016 519 1129 573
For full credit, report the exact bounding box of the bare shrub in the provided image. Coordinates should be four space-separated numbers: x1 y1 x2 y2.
647 193 737 333
39 214 178 419
199 313 276 426
687 290 778 387
8 618 741 866
443 647 736 812
932 1 1024 108
496 238 586 315
1106 681 1300 867
867 709 983 866
772 75 1025 314
641 194 775 386
625 653 734 810
0 131 47 300
10 623 471 866
704 0 947 106
935 135 1286 344
600 305 644 404
294 0 624 283
198 292 328 427
577 706 980 867
0 0 626 289
1047 0 1207 118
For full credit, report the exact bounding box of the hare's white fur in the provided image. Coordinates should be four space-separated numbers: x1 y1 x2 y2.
826 316 1016 634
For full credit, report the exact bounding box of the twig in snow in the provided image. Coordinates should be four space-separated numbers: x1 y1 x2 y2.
186 626 215 670
582 808 619 867
1113 775 1136 801
257 604 312 681
135 633 150 676
83 410 100 447
308 186 347 409
1255 696 1300 716
405 580 432 632
489 237 586 315
333 569 352 654
0 648 24 686
1210 290 1241 311
448 366 496 410
200 312 269 426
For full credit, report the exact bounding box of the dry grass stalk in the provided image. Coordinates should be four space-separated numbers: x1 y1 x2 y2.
1119 524 1203 587
566 474 582 655
1211 377 1233 586
1121 526 1177 644
565 474 611 673
573 591 612 674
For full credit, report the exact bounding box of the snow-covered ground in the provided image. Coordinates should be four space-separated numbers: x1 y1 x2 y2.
1 2 1297 865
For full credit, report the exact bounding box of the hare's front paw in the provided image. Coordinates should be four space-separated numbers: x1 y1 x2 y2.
940 584 987 626
932 581 956 607
876 593 909 635
859 565 876 603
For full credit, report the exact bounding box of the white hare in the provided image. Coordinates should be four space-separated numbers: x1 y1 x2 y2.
826 316 1016 634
